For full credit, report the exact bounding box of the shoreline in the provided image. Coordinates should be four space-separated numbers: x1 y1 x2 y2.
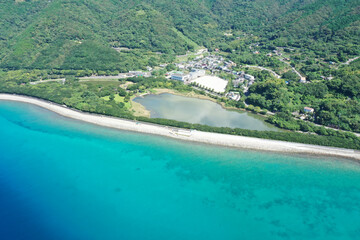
1 93 360 161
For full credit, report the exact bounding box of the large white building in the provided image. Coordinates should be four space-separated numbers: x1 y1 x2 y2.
192 76 228 94
171 72 189 82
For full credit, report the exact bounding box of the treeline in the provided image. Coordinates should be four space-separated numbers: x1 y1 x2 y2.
125 76 192 93
267 112 358 139
135 117 360 151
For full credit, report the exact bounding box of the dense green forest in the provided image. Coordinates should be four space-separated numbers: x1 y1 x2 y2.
0 0 358 70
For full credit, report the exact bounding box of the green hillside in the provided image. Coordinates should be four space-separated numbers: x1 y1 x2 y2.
0 0 359 70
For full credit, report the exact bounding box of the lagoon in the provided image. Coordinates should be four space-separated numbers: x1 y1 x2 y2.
1 101 360 240
133 93 278 131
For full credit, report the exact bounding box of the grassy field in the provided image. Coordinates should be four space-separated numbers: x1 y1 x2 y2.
130 100 151 117
101 95 131 108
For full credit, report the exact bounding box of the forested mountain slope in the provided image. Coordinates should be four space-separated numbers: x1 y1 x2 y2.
0 0 359 70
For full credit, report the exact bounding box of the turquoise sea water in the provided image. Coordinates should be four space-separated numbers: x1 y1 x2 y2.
1 101 360 240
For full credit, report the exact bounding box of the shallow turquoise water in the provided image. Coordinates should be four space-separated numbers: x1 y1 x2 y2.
133 93 279 131
0 101 360 240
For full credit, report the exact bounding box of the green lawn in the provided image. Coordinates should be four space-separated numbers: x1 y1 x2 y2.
101 95 131 108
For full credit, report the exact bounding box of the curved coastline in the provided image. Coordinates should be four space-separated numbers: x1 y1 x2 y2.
1 93 360 161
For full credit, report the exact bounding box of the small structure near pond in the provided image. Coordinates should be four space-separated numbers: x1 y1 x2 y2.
226 91 241 101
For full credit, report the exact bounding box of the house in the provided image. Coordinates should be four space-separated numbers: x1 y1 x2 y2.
177 64 185 70
304 107 314 114
233 79 241 88
227 61 237 68
299 77 307 83
244 74 255 81
233 78 245 88
227 91 241 101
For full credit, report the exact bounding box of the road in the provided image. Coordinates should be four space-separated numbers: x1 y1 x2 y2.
278 58 306 82
343 56 359 65
30 78 65 85
304 119 360 137
245 65 281 79
30 73 151 85
79 74 130 80
176 48 208 58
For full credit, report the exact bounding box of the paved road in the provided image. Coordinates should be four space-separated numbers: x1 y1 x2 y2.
79 74 129 80
30 78 65 85
30 73 151 85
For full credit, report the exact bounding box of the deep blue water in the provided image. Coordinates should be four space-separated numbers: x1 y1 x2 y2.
1 101 360 240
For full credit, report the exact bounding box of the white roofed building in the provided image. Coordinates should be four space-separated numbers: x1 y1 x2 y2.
171 72 189 82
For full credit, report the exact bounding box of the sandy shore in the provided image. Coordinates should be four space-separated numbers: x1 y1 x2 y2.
1 94 360 161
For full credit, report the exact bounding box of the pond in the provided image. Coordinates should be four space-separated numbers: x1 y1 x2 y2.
133 93 279 131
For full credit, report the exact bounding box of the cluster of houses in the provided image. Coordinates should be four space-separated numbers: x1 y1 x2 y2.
171 53 256 90
174 55 237 74
168 52 257 97
232 72 256 90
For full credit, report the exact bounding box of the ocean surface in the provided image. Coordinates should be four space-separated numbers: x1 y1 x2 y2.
1 101 360 240
133 93 279 131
